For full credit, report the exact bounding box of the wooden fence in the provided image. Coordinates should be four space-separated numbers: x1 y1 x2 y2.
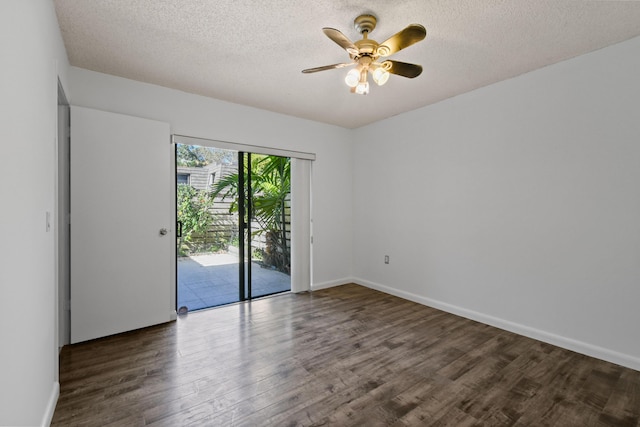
180 195 291 270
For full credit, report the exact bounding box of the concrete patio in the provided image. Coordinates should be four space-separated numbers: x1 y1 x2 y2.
177 252 291 311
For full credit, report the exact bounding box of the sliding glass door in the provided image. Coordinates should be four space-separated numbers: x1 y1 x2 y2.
239 152 292 300
176 143 291 312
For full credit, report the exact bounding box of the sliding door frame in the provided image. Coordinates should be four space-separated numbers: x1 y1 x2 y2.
172 135 314 301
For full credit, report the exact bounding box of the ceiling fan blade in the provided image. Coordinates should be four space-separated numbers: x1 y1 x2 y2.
384 60 423 78
302 62 354 74
322 28 360 55
378 24 426 57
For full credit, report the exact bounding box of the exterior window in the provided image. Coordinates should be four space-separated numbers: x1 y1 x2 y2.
208 172 216 187
177 173 190 185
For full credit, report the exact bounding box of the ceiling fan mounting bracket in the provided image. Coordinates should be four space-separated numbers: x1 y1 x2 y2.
354 14 377 35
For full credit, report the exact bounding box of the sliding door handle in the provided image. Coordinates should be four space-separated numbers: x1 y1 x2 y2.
177 221 183 238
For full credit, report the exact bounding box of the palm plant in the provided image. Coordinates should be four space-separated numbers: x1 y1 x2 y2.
211 154 291 273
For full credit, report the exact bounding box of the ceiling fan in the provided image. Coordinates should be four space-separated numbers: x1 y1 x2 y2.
302 14 426 95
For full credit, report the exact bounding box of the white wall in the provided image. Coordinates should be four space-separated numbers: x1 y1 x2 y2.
0 1 70 426
353 35 640 370
69 67 354 289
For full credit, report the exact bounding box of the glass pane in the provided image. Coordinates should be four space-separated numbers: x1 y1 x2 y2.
176 143 240 311
176 173 190 185
248 154 291 299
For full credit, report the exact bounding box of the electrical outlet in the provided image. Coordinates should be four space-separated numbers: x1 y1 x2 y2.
384 255 389 264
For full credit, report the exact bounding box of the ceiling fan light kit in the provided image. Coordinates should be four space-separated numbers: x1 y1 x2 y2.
302 14 426 95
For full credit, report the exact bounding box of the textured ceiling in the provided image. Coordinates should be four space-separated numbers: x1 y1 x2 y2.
54 1 640 129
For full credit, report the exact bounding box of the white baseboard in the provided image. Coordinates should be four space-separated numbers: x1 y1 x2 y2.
311 277 354 291
41 381 59 427
353 277 640 372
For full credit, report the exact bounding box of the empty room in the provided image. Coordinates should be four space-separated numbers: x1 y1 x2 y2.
2 1 640 426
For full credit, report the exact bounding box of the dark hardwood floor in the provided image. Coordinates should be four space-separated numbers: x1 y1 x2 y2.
52 284 640 426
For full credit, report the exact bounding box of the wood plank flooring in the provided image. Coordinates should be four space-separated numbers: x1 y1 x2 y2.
52 284 640 426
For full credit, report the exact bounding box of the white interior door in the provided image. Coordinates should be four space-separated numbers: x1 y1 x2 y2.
70 106 172 343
